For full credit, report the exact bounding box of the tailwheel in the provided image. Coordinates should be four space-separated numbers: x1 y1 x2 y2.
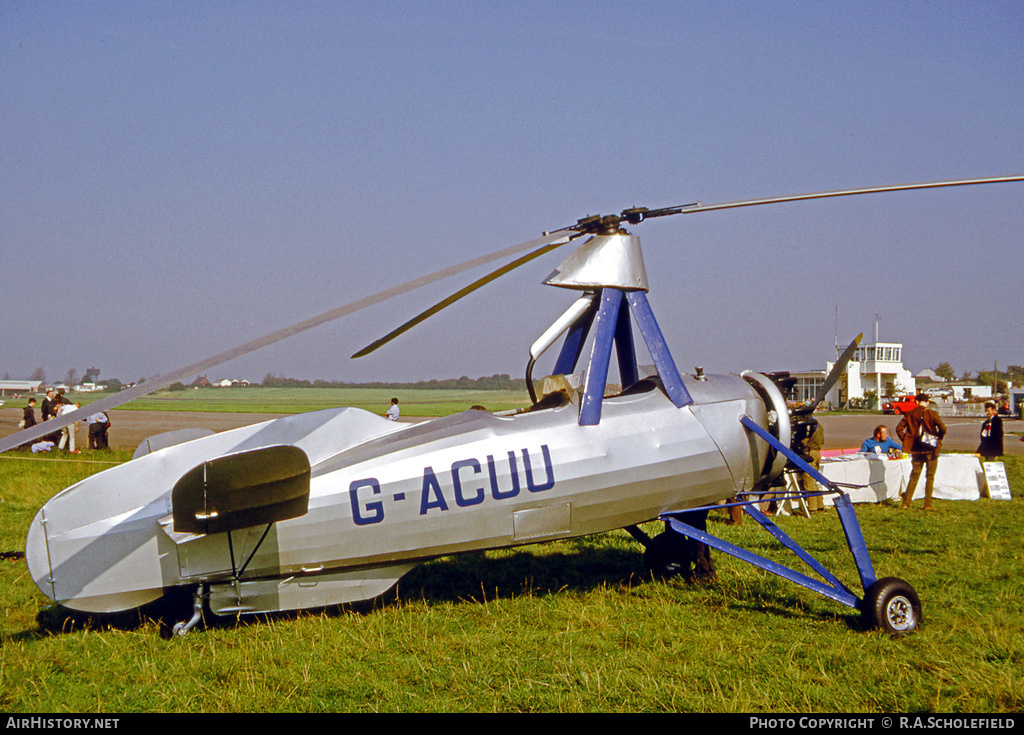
860 577 921 636
169 584 207 638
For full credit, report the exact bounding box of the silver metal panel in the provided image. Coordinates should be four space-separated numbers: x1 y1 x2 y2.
255 376 760 575
741 371 792 482
168 523 269 579
544 234 649 291
208 562 417 615
689 398 767 496
26 407 402 612
513 503 572 540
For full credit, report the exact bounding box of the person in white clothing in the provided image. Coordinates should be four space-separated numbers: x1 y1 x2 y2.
386 397 400 421
57 402 81 453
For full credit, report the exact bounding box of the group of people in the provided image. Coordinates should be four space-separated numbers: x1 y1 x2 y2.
680 390 1014 583
20 388 111 453
859 393 1006 511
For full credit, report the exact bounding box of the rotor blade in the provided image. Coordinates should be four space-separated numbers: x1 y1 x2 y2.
0 230 576 455
794 333 864 415
352 235 580 358
659 175 1024 218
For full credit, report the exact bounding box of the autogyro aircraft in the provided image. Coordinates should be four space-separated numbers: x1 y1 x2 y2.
11 175 1024 637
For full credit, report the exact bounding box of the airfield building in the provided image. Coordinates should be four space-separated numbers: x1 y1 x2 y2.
0 380 44 398
789 339 916 409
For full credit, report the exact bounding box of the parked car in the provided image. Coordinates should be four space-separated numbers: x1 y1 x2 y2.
882 395 917 414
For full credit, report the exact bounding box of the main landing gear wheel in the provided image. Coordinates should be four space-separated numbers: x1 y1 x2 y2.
860 577 921 636
643 532 690 579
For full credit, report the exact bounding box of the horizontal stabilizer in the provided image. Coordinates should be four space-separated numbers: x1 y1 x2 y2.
209 563 418 616
172 445 311 535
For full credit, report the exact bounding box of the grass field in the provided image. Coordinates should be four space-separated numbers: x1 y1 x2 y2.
62 386 534 417
0 451 1021 713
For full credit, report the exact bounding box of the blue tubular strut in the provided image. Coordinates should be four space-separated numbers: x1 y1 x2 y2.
625 291 692 409
553 300 598 377
739 415 876 591
664 516 861 608
556 287 691 426
614 295 639 389
660 415 878 610
580 289 623 426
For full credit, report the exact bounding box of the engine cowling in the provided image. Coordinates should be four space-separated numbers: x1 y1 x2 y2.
740 371 792 485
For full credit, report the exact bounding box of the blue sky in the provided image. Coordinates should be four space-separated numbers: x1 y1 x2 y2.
2 1 1023 386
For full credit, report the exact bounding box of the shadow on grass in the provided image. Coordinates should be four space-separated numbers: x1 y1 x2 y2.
25 586 198 640
396 544 646 604
27 533 872 638
28 541 650 638
399 545 872 632
726 598 864 632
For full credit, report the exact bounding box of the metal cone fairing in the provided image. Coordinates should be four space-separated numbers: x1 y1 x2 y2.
544 233 649 291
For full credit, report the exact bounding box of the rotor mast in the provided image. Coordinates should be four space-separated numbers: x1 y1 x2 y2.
536 225 692 425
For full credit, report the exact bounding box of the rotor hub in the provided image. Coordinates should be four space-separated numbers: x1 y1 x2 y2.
572 214 630 236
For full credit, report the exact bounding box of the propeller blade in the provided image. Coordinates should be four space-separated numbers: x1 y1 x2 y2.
793 333 864 415
352 233 579 358
0 230 576 455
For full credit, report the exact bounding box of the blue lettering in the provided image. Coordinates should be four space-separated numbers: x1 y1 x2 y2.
452 458 485 507
350 446 555 526
350 478 384 526
487 452 521 500
523 445 555 493
419 466 450 514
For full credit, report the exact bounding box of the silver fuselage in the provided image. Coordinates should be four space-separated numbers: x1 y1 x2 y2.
26 374 773 615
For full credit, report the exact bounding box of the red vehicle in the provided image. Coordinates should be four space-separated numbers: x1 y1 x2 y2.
883 395 917 414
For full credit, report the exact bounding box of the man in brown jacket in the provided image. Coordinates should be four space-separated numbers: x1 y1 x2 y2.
896 393 947 510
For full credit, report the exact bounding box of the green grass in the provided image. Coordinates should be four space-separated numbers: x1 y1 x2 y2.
1 452 1021 712
61 386 533 417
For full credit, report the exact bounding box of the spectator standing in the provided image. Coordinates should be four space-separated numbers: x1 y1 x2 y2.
40 389 56 421
977 401 1004 461
794 418 825 513
896 393 947 511
18 398 38 449
57 401 81 453
21 398 38 430
41 388 61 444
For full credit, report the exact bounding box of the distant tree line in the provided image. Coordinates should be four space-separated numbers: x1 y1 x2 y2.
3 371 530 394
260 372 530 391
932 362 1023 394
